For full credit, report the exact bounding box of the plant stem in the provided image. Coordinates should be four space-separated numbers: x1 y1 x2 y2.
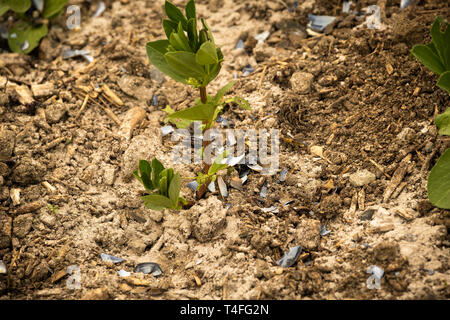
200 86 207 104
196 86 211 199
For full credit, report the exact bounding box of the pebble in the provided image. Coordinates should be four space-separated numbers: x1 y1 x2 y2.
45 103 67 123
290 71 314 94
349 169 376 187
0 126 15 161
13 213 33 238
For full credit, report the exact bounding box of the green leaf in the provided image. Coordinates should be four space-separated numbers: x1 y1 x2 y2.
142 194 174 210
4 0 30 13
42 0 67 19
165 51 206 79
435 107 450 136
411 44 445 75
187 18 198 52
208 150 229 175
196 41 219 65
165 0 188 30
159 176 168 197
139 160 153 191
167 102 216 121
163 19 178 39
213 81 236 104
163 105 193 128
429 16 450 71
169 22 192 52
168 173 181 206
185 0 196 21
151 158 165 187
146 40 188 84
8 22 48 54
427 148 450 209
0 3 10 16
200 19 215 46
225 96 251 110
437 70 450 94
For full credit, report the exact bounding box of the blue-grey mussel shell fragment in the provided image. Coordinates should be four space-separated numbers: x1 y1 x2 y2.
100 253 125 264
134 262 163 277
277 246 303 268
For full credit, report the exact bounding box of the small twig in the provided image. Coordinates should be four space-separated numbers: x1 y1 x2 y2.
75 94 89 119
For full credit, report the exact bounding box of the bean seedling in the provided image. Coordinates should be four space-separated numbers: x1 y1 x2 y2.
411 16 450 209
0 0 67 54
133 158 186 210
138 0 250 207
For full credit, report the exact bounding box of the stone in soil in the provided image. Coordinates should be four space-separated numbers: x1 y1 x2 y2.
290 71 314 94
349 169 376 187
45 103 67 123
0 212 12 249
191 197 227 243
294 218 321 251
13 213 33 238
12 157 46 185
0 126 15 161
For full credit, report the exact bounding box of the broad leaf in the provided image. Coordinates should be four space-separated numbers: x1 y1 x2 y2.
427 148 450 209
165 51 206 79
196 41 218 65
138 160 153 191
0 3 9 16
187 18 198 52
411 44 445 75
214 81 236 103
8 22 48 54
167 103 216 121
163 105 193 128
42 0 67 19
185 0 196 21
162 19 178 39
437 70 450 94
151 158 165 187
169 28 191 52
225 96 251 110
430 16 450 71
4 0 30 13
146 40 188 84
208 150 229 175
159 176 168 197
142 194 174 210
165 0 187 30
168 173 181 206
435 107 450 136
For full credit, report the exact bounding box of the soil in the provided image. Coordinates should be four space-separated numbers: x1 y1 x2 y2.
0 0 449 300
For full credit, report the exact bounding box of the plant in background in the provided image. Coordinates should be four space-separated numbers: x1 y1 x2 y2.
0 0 67 54
411 16 450 94
411 16 450 209
134 158 186 210
146 0 249 200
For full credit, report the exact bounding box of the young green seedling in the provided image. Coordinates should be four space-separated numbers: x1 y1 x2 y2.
134 158 187 210
146 0 250 199
411 16 450 209
1 0 67 54
411 16 450 94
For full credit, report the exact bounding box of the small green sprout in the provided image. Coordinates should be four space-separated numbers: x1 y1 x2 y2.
0 0 67 54
133 158 187 211
47 204 58 214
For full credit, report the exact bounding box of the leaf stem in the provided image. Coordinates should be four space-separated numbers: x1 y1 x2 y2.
200 86 207 104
